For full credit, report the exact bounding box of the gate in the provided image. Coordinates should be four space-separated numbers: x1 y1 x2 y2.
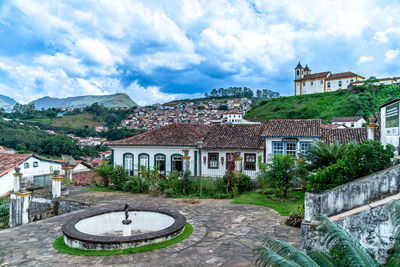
33 175 52 189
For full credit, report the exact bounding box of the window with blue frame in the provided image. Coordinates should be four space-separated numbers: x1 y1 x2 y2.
300 142 311 155
273 142 284 155
273 142 310 157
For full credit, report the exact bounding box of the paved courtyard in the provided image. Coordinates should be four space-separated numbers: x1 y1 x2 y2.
0 186 300 267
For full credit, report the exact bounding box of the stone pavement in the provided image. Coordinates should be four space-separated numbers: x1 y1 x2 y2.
0 186 300 267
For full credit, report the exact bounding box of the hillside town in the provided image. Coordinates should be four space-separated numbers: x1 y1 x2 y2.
121 98 252 131
3 1 400 266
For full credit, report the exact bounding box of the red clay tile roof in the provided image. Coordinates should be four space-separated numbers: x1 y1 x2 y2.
0 154 32 177
331 116 365 123
108 123 212 146
263 119 322 137
327 72 358 79
203 124 267 149
321 128 367 144
303 72 331 79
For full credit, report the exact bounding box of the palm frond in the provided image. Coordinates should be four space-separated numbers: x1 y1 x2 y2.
386 251 400 267
391 200 400 243
307 250 338 266
257 237 319 267
315 214 379 267
254 246 302 267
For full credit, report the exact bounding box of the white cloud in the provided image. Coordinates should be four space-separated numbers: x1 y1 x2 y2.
34 53 88 76
385 49 400 62
127 80 202 106
3 0 400 102
358 56 374 64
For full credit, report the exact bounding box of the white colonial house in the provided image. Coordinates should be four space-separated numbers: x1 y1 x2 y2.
222 111 244 123
109 123 210 177
331 116 366 128
109 121 370 179
294 62 365 95
380 99 400 152
0 154 63 196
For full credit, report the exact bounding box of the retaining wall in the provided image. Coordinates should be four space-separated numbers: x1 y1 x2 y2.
304 164 400 221
302 199 399 264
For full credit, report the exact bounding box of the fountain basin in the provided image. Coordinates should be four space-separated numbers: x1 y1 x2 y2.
62 207 186 250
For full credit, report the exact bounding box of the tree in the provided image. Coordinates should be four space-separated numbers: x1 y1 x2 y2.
262 154 296 198
96 164 114 187
110 165 129 190
254 213 380 267
305 140 355 170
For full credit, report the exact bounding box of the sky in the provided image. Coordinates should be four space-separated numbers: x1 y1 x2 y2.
0 0 400 106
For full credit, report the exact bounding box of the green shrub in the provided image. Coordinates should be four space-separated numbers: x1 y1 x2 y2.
307 140 395 192
123 177 150 193
96 164 114 187
261 154 296 198
110 165 129 190
224 172 251 193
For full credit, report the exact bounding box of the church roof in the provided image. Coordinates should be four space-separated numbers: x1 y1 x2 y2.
295 62 303 69
303 72 331 79
327 72 359 79
304 65 310 71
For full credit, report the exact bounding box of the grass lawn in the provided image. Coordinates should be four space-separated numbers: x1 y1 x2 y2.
85 187 128 193
53 222 193 256
232 190 305 216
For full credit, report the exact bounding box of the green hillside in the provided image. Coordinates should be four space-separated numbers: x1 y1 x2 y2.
30 93 137 110
245 83 400 123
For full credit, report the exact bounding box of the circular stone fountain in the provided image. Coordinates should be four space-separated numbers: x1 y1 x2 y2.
62 206 186 250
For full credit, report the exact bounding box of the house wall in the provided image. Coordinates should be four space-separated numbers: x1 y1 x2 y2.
200 149 263 179
327 76 365 92
20 157 63 180
73 163 91 173
111 146 264 179
380 104 400 152
332 119 366 128
301 79 325 95
111 145 197 176
264 137 317 161
0 156 63 196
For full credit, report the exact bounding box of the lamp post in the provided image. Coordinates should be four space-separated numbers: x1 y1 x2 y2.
198 140 203 198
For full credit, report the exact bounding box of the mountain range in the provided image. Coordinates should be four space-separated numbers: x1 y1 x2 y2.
0 93 137 110
0 94 18 111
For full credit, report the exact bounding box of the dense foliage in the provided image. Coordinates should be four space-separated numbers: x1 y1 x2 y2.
0 120 106 157
110 165 130 190
305 140 355 170
4 102 137 138
246 81 400 123
258 154 297 198
308 140 395 192
203 86 280 99
99 165 251 199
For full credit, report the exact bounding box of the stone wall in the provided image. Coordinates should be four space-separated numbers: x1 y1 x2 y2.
304 164 400 220
28 197 89 223
302 199 399 264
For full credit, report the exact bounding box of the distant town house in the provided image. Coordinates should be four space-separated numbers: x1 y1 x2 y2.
0 154 63 196
331 116 366 128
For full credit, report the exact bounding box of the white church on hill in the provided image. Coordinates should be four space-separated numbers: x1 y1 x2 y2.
294 62 365 96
